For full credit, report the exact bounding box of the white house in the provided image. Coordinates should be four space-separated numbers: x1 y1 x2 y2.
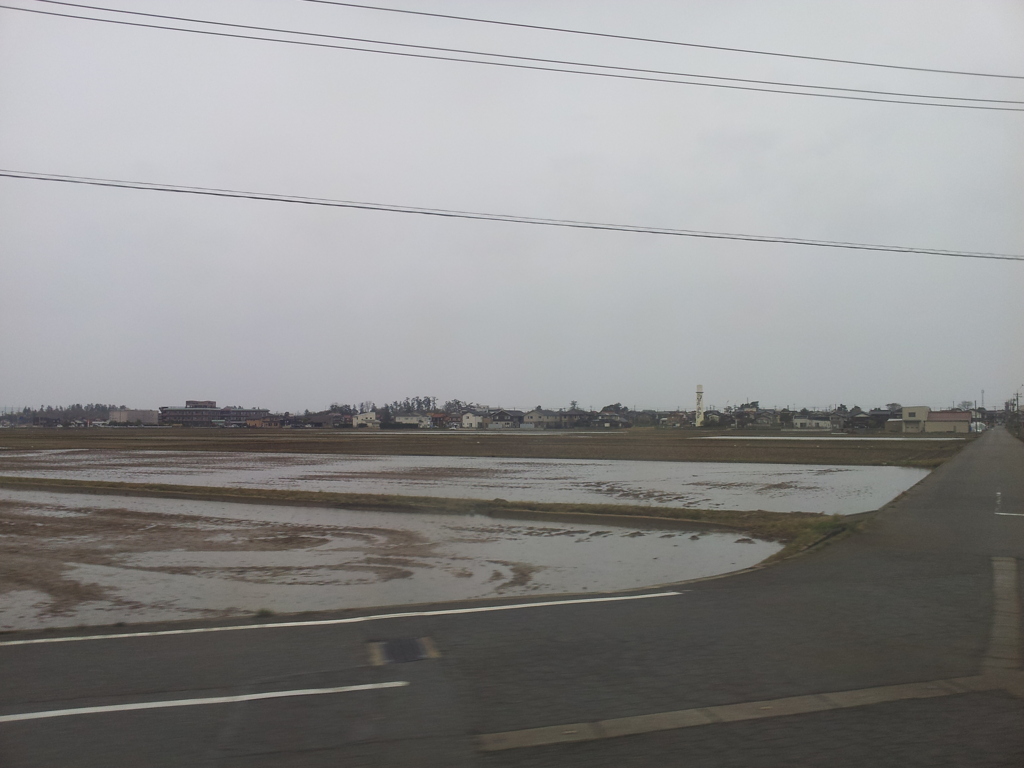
395 414 432 428
353 411 381 429
462 411 489 429
791 415 831 429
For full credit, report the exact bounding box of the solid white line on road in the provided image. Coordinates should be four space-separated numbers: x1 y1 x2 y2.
0 592 682 647
995 512 1024 517
0 681 409 724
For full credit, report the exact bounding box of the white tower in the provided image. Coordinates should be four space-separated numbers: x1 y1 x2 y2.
695 385 704 427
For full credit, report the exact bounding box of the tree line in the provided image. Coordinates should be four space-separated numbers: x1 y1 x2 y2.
2 404 126 423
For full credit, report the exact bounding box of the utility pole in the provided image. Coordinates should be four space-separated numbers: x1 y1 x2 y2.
695 385 705 427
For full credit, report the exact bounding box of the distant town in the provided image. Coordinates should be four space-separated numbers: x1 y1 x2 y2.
2 395 1016 434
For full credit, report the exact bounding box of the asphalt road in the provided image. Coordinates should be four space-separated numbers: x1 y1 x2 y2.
1 428 1022 767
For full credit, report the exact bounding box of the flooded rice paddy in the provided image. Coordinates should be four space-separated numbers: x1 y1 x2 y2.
0 489 779 631
0 449 928 514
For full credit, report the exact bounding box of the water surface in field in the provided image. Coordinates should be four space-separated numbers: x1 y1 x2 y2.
0 449 929 514
0 488 776 630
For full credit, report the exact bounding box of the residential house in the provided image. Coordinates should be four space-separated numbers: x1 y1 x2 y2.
563 408 593 428
353 411 381 429
851 411 874 430
305 412 352 428
661 411 692 427
791 414 831 429
595 411 631 428
866 409 899 429
924 410 971 434
394 413 432 429
901 406 931 433
752 411 780 429
523 409 563 429
488 409 524 429
462 411 490 429
701 410 725 427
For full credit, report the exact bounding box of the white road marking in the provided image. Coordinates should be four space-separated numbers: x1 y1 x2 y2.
0 681 408 724
995 513 1024 517
0 592 681 647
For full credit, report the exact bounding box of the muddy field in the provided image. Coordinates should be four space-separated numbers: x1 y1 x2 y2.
0 489 778 631
0 428 966 467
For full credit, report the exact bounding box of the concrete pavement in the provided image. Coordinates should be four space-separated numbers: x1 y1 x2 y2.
1 428 1021 766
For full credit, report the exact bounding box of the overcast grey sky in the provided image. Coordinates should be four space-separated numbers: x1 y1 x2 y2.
1 0 1022 413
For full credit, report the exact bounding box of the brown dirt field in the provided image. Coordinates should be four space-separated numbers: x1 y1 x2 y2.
0 428 967 467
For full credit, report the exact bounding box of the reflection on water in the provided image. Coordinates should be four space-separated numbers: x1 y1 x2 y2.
0 449 929 514
0 489 779 630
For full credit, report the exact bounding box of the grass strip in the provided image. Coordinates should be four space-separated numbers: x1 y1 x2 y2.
0 475 853 561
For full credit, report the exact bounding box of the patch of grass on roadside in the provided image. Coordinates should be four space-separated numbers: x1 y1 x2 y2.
0 475 853 562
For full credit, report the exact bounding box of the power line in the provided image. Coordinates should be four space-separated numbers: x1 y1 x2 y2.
3 170 1021 263
4 3 1022 111
22 0 1024 106
299 0 1024 81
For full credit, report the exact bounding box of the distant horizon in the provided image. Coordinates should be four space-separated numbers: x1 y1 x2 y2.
2 397 1013 415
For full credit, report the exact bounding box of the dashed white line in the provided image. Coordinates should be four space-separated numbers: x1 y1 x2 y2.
0 681 409 724
0 592 682 647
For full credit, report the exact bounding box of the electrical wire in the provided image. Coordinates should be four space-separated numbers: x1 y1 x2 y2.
2 170 1020 262
3 3 1023 111
22 0 1024 105
299 0 1024 81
